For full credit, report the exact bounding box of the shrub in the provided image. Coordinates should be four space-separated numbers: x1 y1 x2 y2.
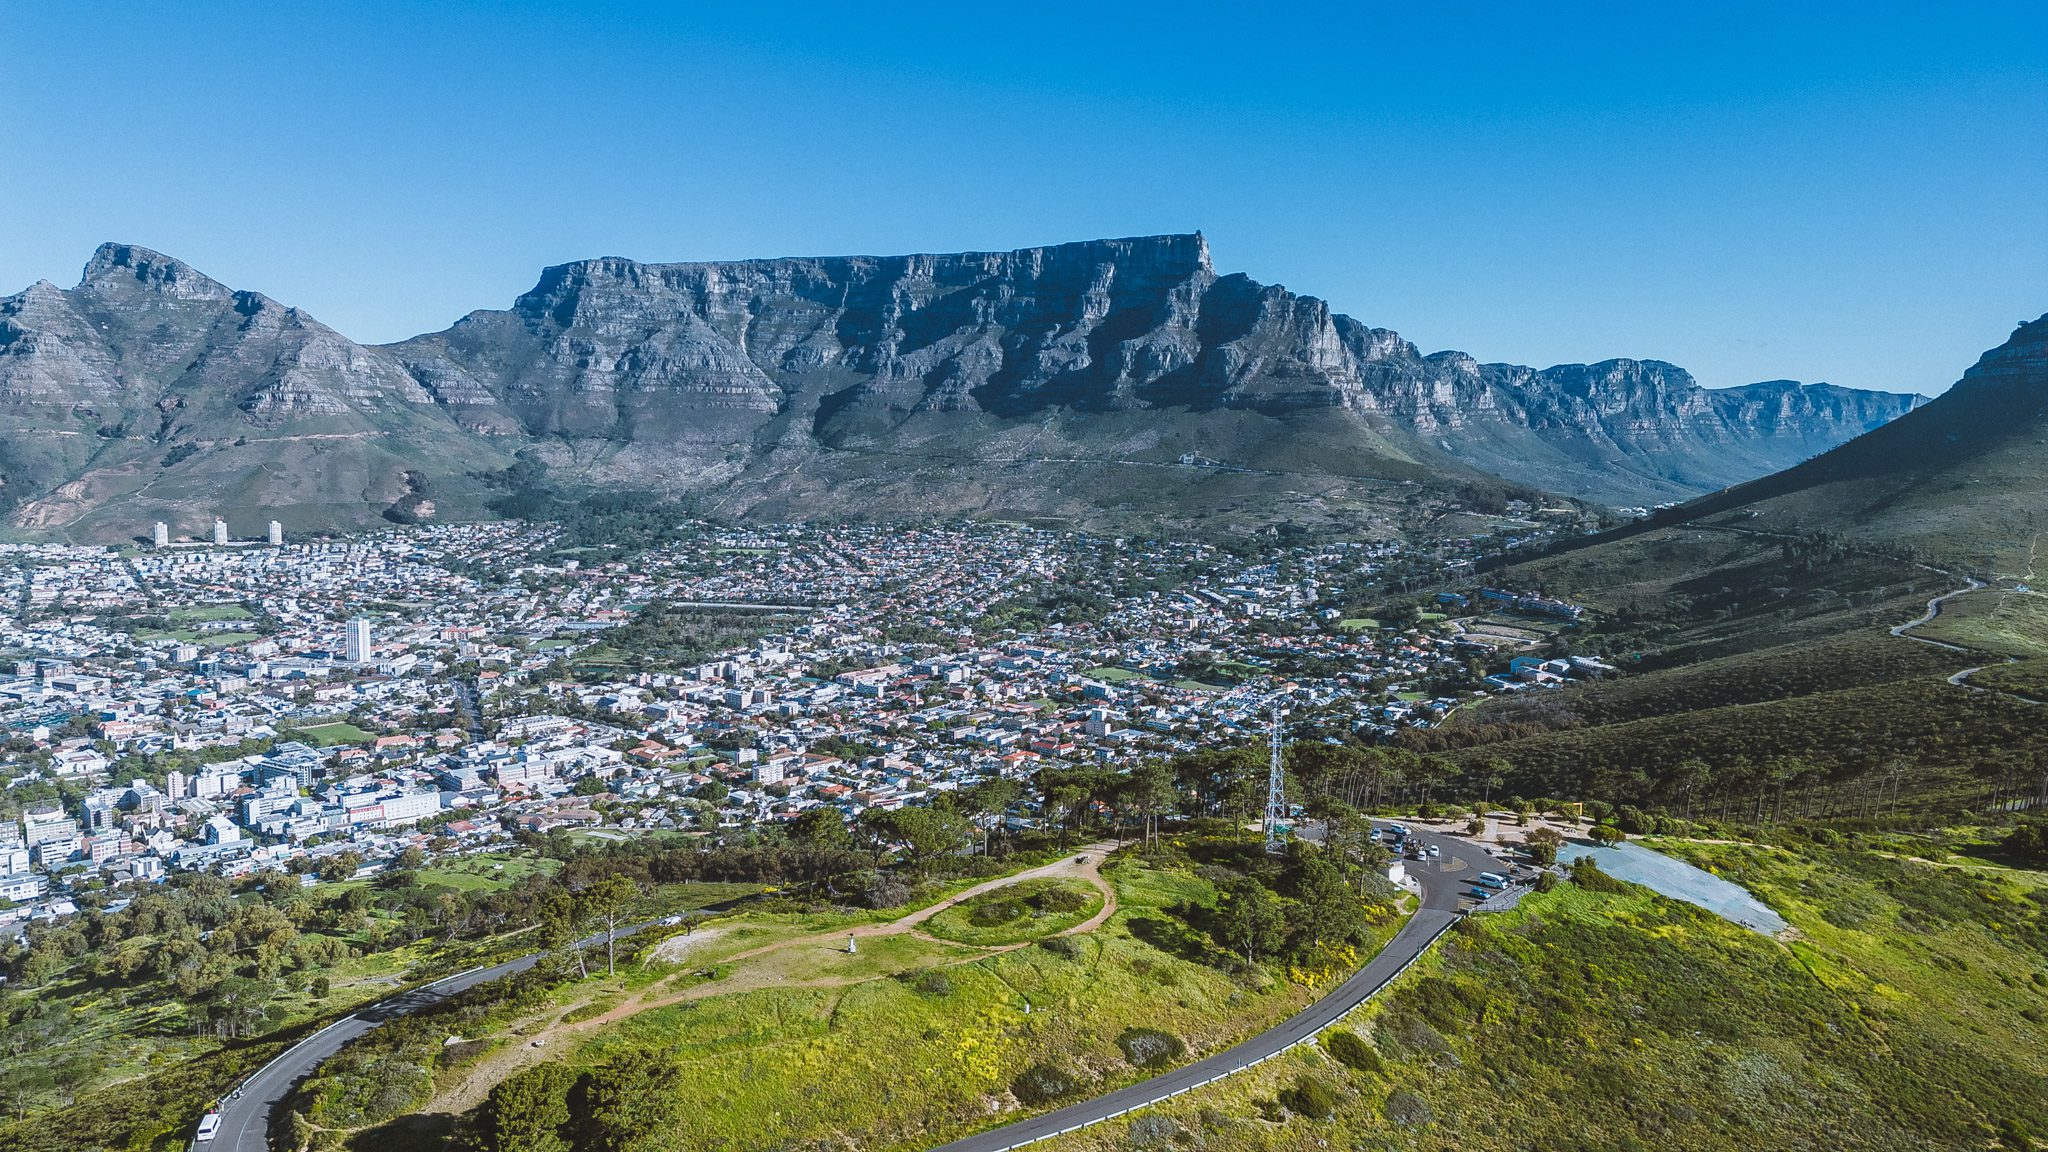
1116 1027 1186 1069
969 898 1028 926
1125 1114 1185 1150
1032 885 1090 914
1533 871 1560 893
1279 1074 1339 1120
1569 857 1628 893
1384 1087 1433 1127
1039 935 1082 959
1323 1029 1381 1075
1011 1061 1081 1105
910 969 954 997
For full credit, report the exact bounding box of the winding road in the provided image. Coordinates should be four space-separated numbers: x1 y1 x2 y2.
921 826 1494 1152
196 830 1500 1151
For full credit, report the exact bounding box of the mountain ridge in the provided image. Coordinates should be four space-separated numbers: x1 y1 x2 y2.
0 235 1929 539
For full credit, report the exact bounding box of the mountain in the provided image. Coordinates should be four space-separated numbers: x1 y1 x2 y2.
1638 313 2048 566
0 236 1925 539
0 244 511 539
389 233 1922 513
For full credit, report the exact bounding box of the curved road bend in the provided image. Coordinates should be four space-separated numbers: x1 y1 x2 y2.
922 827 1494 1152
203 919 664 1152
202 832 1500 1151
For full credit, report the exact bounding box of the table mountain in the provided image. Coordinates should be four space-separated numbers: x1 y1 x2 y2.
1 236 1925 539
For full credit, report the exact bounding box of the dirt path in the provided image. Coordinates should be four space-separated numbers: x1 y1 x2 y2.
426 843 1120 1116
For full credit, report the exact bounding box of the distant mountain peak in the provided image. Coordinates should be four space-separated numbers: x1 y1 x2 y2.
78 242 231 303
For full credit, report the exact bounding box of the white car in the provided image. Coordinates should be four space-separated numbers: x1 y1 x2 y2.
1427 845 1441 858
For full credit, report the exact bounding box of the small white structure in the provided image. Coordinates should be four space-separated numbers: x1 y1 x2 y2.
847 933 858 954
1385 860 1406 884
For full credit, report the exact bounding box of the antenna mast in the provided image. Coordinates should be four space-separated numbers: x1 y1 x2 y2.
1264 702 1286 853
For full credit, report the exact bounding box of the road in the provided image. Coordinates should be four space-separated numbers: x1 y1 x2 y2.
198 918 666 1151
1890 574 1985 650
197 831 1505 1151
921 826 1502 1152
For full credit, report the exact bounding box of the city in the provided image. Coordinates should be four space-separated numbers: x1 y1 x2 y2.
0 515 1596 925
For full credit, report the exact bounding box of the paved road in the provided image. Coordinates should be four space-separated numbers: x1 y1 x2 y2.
922 826 1503 1152
199 919 665 1151
1890 574 1985 650
196 832 1507 1151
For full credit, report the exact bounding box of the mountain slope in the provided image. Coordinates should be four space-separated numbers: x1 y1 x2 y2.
0 237 1928 538
0 245 513 539
1646 313 2048 566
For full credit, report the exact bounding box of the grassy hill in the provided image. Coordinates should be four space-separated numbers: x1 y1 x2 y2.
1030 832 2048 1152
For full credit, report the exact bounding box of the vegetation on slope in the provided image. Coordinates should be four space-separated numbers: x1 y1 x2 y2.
1032 834 2048 1152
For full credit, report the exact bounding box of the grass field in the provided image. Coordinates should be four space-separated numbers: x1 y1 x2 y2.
424 854 1404 1152
1030 836 2048 1152
294 721 376 746
412 854 561 892
1337 618 1379 632
168 604 253 621
1084 666 1146 682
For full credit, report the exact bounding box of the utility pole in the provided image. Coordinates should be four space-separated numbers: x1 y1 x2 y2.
1264 703 1286 854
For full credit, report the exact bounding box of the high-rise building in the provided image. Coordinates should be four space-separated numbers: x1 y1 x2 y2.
213 518 229 546
152 521 169 548
344 617 373 664
268 520 283 547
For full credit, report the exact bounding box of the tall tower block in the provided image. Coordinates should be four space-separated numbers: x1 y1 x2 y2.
212 518 229 546
152 522 169 548
268 520 283 547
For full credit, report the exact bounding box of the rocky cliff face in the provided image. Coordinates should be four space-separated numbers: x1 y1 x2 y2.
0 236 1931 538
391 234 1922 503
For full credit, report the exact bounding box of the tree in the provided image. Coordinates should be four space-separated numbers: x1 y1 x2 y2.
786 806 850 852
1589 823 1625 847
395 845 427 870
1216 878 1286 965
570 1049 684 1152
1124 761 1177 848
538 888 585 979
580 875 640 978
463 1062 573 1152
1524 826 1564 867
1287 855 1363 953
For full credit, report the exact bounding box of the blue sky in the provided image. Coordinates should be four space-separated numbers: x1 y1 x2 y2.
3 2 2042 393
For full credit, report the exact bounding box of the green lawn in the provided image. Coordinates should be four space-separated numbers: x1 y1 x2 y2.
1338 617 1380 632
412 854 561 892
1084 666 1145 682
169 604 252 622
294 721 375 746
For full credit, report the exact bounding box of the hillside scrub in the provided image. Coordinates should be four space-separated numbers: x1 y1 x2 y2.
1030 835 2048 1152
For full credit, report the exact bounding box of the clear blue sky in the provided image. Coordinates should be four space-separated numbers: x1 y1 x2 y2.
4 2 2042 393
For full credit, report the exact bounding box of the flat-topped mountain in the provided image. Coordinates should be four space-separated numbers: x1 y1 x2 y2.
0 236 1926 538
